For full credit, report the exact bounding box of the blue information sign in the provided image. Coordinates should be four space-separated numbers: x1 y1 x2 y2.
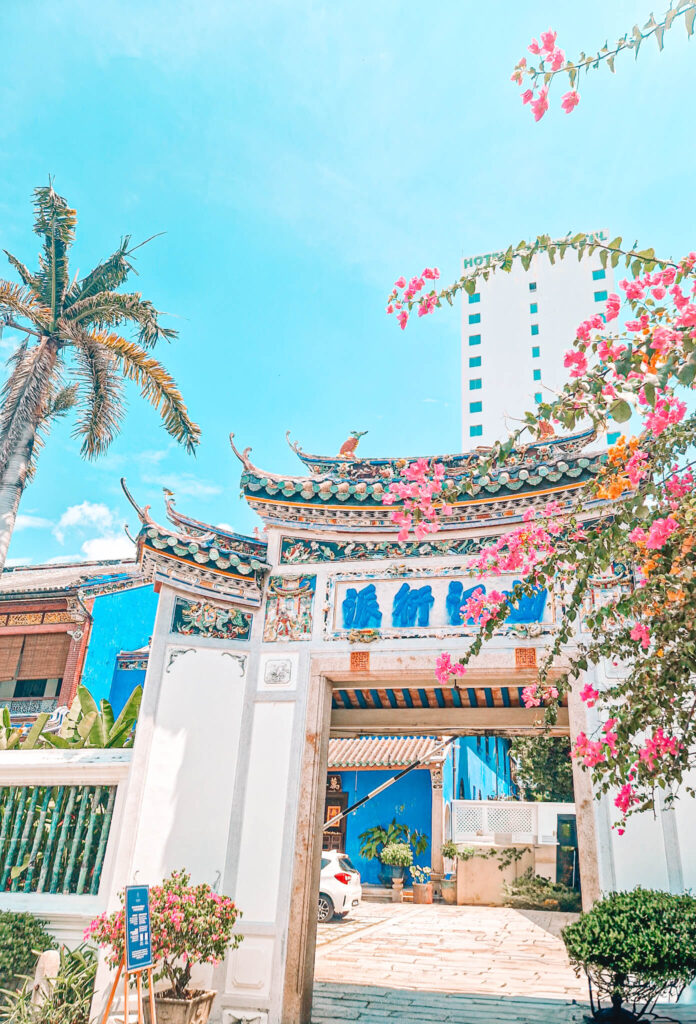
125 885 153 972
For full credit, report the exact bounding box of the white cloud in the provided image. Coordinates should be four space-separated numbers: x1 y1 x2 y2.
5 557 31 568
80 535 135 561
215 522 235 532
54 502 114 543
47 554 82 564
15 514 53 531
142 473 222 499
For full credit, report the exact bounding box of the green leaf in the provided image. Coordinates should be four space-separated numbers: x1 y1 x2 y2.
609 399 632 423
642 382 656 407
687 8 696 36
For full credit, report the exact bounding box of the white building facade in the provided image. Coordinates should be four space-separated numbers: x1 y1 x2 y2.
461 233 617 447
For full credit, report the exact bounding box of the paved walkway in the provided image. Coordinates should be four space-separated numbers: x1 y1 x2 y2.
314 902 585 999
311 982 696 1023
312 904 696 1022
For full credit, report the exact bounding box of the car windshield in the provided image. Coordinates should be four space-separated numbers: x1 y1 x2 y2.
320 857 330 869
338 856 357 873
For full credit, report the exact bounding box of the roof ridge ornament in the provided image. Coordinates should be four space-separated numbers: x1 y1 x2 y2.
120 478 155 525
229 432 255 470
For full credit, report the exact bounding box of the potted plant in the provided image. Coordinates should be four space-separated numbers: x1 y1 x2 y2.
410 865 433 905
88 869 242 1024
440 842 458 905
379 843 413 882
358 819 428 885
562 888 696 1022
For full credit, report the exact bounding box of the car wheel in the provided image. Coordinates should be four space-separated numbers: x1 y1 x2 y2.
317 893 335 923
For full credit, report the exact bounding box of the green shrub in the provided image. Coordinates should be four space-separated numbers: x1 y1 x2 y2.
0 912 56 991
0 943 96 1024
503 868 582 913
379 843 413 867
440 841 458 861
562 888 696 1020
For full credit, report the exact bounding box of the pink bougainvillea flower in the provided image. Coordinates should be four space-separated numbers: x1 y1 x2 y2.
630 622 651 650
579 683 599 707
528 38 541 54
561 89 580 113
397 310 409 330
530 86 549 122
549 49 566 71
394 276 406 289
540 29 557 52
605 293 621 321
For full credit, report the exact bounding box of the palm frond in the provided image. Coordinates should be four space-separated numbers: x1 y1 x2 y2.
93 331 200 452
0 339 60 476
68 328 125 458
27 382 79 479
32 183 77 318
0 280 51 332
68 235 135 305
3 251 41 294
64 290 177 346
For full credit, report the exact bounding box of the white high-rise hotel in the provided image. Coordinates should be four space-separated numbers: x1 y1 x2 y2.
461 233 617 447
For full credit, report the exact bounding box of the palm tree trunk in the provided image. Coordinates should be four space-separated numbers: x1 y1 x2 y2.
0 419 38 573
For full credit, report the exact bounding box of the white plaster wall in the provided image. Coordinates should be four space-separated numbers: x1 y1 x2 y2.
128 645 247 885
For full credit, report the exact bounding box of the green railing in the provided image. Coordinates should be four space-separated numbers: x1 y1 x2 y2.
0 785 117 895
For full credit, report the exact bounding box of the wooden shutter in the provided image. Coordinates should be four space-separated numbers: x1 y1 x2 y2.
17 633 71 679
0 635 24 681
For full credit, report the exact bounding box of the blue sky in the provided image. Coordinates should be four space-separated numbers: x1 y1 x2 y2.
1 0 694 564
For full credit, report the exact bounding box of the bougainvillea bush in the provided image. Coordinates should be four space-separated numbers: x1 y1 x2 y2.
380 7 696 834
87 870 242 999
562 889 696 1020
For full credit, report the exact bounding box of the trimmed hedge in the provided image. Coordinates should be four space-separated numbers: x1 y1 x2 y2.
0 911 56 990
562 888 696 1018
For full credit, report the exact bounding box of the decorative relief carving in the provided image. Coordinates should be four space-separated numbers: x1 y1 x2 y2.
263 575 316 642
515 647 538 669
166 647 196 673
221 652 247 676
263 659 292 685
172 598 252 640
350 651 370 672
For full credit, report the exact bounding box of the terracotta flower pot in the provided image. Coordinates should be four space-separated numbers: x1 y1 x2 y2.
144 989 216 1024
412 882 433 905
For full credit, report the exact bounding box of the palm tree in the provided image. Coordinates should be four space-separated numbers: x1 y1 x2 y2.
0 182 200 570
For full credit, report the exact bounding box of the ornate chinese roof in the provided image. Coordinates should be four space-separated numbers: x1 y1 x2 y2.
0 559 144 600
231 429 606 533
122 479 269 605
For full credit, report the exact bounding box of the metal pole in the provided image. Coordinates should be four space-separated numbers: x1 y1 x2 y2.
322 735 456 831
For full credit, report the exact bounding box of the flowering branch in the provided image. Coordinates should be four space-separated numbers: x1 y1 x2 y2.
511 4 696 119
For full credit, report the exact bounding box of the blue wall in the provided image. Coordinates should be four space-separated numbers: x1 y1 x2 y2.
338 767 433 886
80 585 158 707
454 736 515 800
337 737 515 885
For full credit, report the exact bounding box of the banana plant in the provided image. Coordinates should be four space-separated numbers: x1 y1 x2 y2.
0 707 50 750
42 685 142 749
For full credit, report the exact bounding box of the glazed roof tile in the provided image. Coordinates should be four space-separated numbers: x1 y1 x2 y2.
0 559 143 596
327 735 446 769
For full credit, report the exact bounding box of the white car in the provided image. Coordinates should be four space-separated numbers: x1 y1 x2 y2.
318 851 362 922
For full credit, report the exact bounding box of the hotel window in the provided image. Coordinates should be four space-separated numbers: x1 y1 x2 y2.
592 268 606 281
532 345 540 358
533 368 541 381
529 282 537 292
469 425 483 437
468 292 480 304
469 334 481 346
468 313 481 324
607 431 621 445
469 378 482 390
529 302 538 314
469 356 481 368
469 401 482 413
594 290 608 302
531 324 539 336
535 392 543 403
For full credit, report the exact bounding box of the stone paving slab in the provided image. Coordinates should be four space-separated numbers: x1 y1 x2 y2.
314 902 586 999
311 982 696 1023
